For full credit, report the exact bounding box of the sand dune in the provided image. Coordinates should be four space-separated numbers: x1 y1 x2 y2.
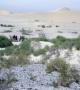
0 7 80 38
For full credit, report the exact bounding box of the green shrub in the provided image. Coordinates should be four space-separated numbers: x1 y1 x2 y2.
4 39 33 55
46 58 79 87
74 37 80 50
61 39 74 49
0 50 4 56
46 58 68 73
0 57 5 68
0 54 29 68
4 46 17 55
70 67 80 83
51 36 80 50
51 36 67 48
0 39 32 68
0 36 12 48
6 54 29 68
20 39 32 55
46 58 69 86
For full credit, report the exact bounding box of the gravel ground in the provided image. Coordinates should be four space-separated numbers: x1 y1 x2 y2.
0 64 80 90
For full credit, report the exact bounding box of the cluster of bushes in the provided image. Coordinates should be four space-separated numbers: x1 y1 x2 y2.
1 35 80 68
31 35 80 50
0 54 29 68
1 34 80 50
3 39 31 55
0 39 32 68
0 37 51 67
19 39 32 55
51 36 80 50
46 58 80 87
8 55 29 68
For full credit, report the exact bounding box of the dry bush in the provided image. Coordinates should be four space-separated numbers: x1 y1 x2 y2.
46 58 80 87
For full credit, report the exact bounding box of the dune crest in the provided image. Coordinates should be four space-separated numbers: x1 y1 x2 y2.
49 7 72 13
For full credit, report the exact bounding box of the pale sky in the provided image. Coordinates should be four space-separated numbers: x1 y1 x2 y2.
0 0 80 12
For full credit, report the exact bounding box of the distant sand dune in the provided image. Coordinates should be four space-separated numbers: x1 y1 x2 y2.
0 7 80 39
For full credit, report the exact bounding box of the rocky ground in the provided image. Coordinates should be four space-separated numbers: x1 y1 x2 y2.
0 63 80 90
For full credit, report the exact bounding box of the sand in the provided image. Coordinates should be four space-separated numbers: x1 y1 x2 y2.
0 7 80 39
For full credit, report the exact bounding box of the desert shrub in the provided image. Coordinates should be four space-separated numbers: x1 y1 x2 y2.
51 36 67 48
0 36 12 48
62 37 80 50
4 38 50 56
51 36 80 50
46 58 79 87
41 25 46 28
69 67 80 83
0 57 5 68
4 39 33 55
74 37 80 50
55 36 66 42
20 39 32 55
56 25 59 27
4 46 17 55
61 39 74 49
0 55 29 68
3 54 29 68
0 39 31 68
46 58 68 73
0 50 4 56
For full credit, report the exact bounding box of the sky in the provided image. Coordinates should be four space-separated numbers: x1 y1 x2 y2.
0 0 80 12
